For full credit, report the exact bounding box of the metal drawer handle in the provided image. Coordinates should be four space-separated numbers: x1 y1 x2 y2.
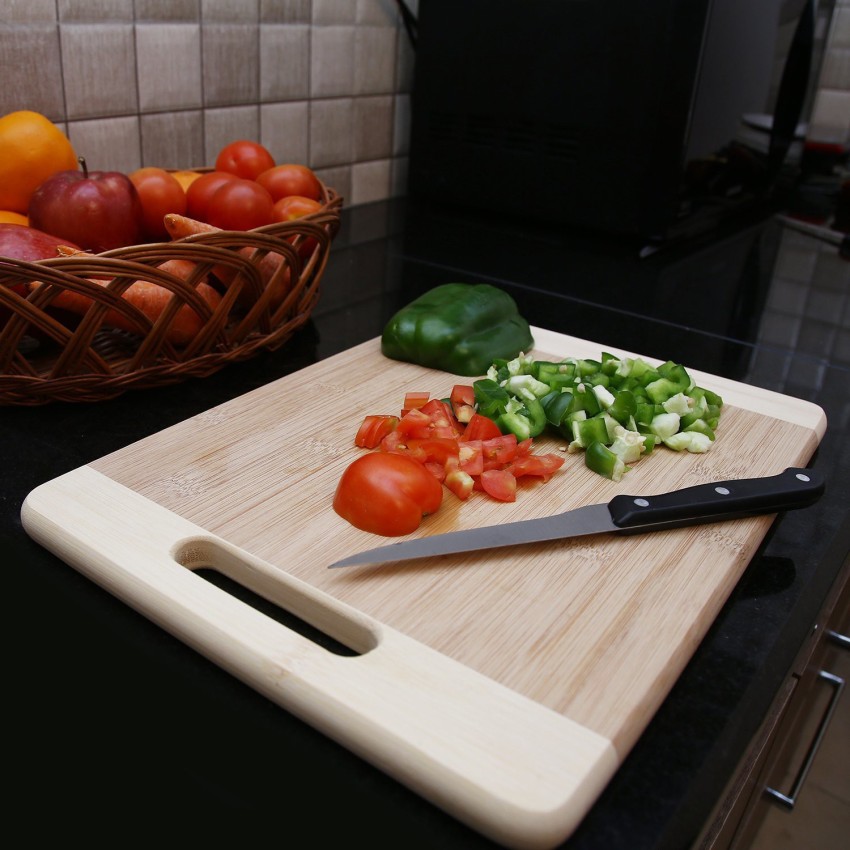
765 669 845 809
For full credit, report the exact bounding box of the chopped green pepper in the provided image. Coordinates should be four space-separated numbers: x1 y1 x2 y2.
381 283 534 376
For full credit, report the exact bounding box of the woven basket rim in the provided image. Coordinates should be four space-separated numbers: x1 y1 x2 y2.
0 179 343 405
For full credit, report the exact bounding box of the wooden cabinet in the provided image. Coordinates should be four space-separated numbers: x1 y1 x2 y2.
696 555 850 850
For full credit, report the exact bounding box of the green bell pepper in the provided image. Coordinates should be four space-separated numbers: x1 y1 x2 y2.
380 283 534 377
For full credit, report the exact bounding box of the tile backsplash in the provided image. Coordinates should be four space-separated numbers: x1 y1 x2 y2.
1 0 845 216
0 0 418 208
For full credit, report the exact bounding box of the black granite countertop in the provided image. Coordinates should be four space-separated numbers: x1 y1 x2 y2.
3 197 848 846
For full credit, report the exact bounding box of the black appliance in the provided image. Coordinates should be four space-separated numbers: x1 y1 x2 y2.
407 0 815 243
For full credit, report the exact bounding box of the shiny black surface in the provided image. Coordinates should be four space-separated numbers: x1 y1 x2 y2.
4 198 848 845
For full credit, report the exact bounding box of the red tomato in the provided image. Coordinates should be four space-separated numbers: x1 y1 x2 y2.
129 167 187 241
508 454 565 480
333 452 443 536
406 437 459 466
354 415 398 449
482 434 518 468
206 178 274 231
257 163 322 202
449 384 475 423
445 467 474 500
185 171 239 221
215 140 276 180
460 413 502 442
479 469 517 502
270 194 322 223
457 441 484 476
401 391 430 416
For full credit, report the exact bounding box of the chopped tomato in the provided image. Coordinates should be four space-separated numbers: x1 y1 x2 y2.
354 414 399 449
457 441 484 476
445 467 474 500
450 384 476 423
460 412 502 442
509 453 566 480
395 408 434 440
479 469 517 502
402 391 430 416
482 434 518 469
406 437 459 465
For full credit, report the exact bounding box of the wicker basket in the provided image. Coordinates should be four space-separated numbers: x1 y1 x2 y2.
0 180 342 405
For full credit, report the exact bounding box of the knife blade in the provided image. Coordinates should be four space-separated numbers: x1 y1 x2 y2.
329 467 824 569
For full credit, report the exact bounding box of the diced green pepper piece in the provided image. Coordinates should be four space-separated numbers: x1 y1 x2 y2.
541 389 574 427
607 389 637 425
585 441 627 481
569 415 609 449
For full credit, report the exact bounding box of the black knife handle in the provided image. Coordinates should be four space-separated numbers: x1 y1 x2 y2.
608 467 825 530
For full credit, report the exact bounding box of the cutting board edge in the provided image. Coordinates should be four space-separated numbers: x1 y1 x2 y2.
21 464 621 850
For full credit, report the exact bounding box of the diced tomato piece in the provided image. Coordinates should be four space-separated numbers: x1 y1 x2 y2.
460 412 502 442
479 469 517 502
395 408 434 440
406 437 459 465
481 434 518 469
450 385 476 423
354 414 399 449
424 461 446 482
445 468 474 500
457 441 484 476
508 453 566 480
379 430 406 453
516 437 534 456
401 391 430 416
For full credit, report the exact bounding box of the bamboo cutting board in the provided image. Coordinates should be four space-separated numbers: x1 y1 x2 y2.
21 327 826 849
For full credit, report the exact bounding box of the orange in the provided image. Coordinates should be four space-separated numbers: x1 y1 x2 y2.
171 170 204 192
0 210 29 225
0 110 78 214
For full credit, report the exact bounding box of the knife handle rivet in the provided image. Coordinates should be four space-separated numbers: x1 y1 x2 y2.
795 473 811 483
633 498 650 507
715 486 731 496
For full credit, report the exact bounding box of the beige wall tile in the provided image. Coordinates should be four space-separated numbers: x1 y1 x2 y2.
204 105 260 163
314 164 352 203
202 24 260 107
313 0 357 26
260 24 310 101
134 0 201 22
202 0 259 23
136 24 203 112
260 101 310 163
354 25 397 94
357 0 398 26
140 110 205 168
309 97 354 167
0 26 65 119
57 0 133 22
3 0 57 24
60 24 138 119
67 115 142 173
310 26 356 97
351 158 392 205
354 95 393 161
261 0 312 24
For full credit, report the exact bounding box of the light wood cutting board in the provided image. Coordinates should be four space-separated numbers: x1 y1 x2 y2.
21 327 826 849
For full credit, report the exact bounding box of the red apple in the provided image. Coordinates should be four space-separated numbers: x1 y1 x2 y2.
28 157 145 253
0 223 81 296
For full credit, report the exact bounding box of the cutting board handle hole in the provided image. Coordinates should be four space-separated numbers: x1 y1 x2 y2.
194 567 360 657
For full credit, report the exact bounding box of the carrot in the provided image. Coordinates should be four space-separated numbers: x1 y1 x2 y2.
163 213 291 308
36 258 222 346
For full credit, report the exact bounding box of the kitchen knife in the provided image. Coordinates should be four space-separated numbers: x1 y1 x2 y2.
329 467 824 568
